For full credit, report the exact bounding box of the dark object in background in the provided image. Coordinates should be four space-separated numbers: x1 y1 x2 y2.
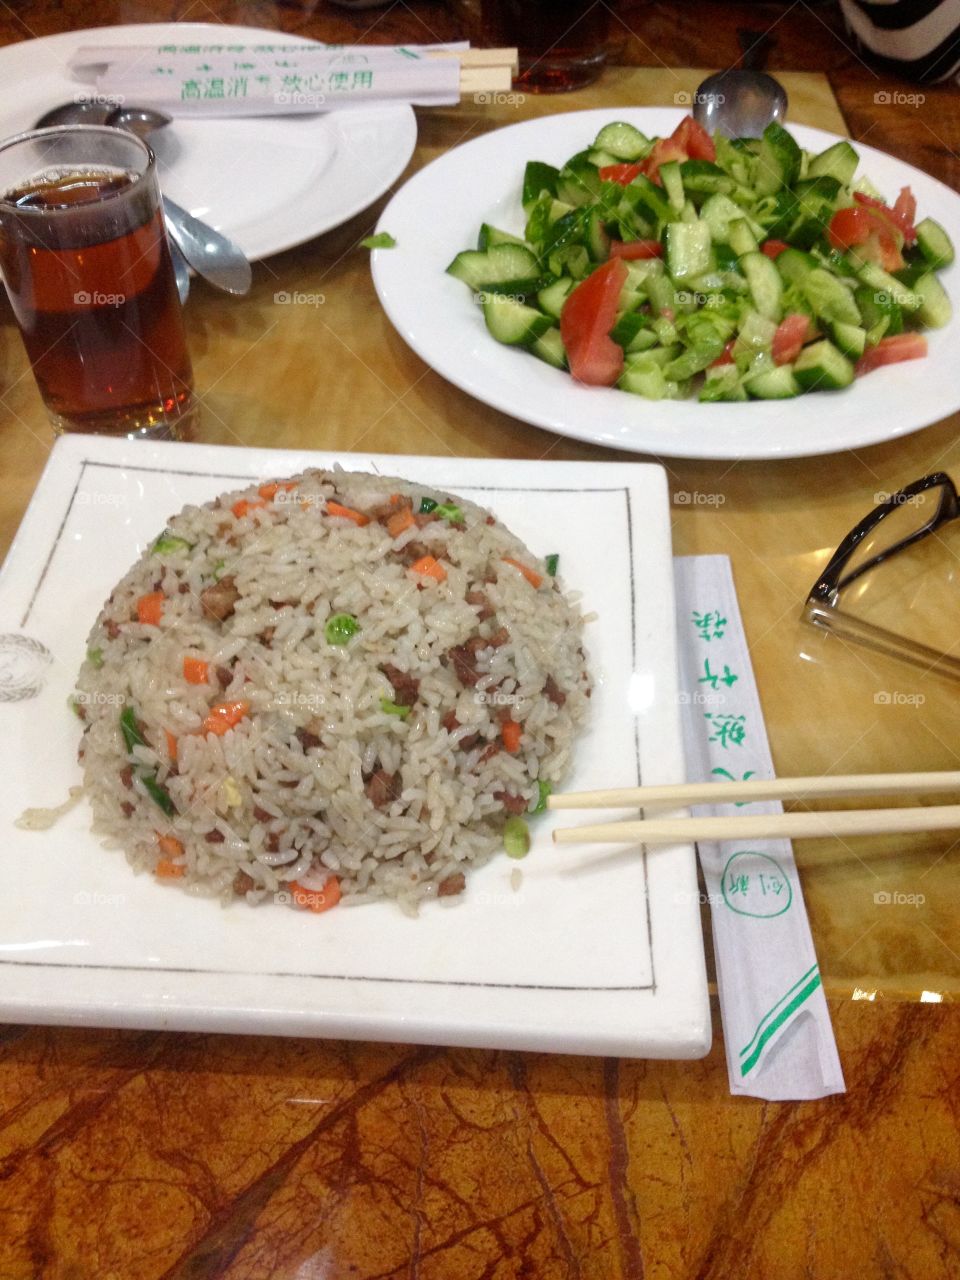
839 0 960 83
480 0 610 91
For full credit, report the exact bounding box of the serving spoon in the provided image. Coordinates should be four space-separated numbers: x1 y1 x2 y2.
692 28 788 138
33 101 252 297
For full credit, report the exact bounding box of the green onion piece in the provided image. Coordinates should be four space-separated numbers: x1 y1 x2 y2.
360 232 396 250
533 780 552 815
504 816 531 859
139 770 176 816
86 646 104 669
380 697 411 719
152 533 193 556
435 502 464 523
119 706 147 753
545 554 560 577
325 613 360 646
210 559 226 581
419 497 438 514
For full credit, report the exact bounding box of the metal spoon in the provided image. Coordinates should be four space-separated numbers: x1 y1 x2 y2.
33 101 251 296
692 69 788 139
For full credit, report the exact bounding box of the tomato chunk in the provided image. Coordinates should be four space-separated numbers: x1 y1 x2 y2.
771 313 812 366
854 188 916 243
855 333 928 375
761 239 789 259
672 116 716 162
560 258 628 387
639 137 688 184
828 205 903 272
599 162 643 186
608 238 663 260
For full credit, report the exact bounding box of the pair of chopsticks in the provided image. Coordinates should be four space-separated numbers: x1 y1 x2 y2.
428 47 518 96
422 46 519 94
548 772 960 845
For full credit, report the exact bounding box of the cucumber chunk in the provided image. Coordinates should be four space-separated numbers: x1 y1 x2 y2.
741 252 784 321
915 217 955 270
807 139 859 186
593 121 650 161
793 339 855 391
482 293 552 346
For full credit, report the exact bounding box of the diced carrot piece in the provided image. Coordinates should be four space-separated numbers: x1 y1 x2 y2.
201 699 250 736
386 507 416 538
326 501 370 526
502 557 543 589
501 719 522 753
290 876 341 913
182 656 210 684
232 498 266 519
408 555 447 582
258 481 297 501
137 592 164 626
165 730 178 762
155 833 185 877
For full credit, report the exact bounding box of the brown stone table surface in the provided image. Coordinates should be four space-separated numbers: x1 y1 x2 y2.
1 4 959 1276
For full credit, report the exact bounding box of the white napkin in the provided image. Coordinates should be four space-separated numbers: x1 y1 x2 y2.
673 554 845 1100
69 42 471 114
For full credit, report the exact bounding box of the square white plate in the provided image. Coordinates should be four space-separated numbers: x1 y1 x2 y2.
0 436 709 1058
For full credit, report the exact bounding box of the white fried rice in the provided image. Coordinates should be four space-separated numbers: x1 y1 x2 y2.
74 469 592 914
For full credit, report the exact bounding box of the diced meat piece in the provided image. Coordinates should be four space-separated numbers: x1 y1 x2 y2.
379 662 420 707
266 832 280 853
215 664 233 689
477 743 500 765
258 627 275 647
465 590 495 621
74 703 87 722
105 619 121 640
364 769 402 809
369 493 413 523
448 643 482 687
120 801 135 818
233 870 255 896
442 710 460 734
296 728 322 752
200 575 240 622
178 582 190 595
442 709 481 750
205 829 225 843
544 674 566 707
437 872 466 897
120 764 134 790
494 790 528 815
401 540 448 566
485 515 496 526
253 804 273 823
414 512 439 529
488 627 510 648
423 851 436 866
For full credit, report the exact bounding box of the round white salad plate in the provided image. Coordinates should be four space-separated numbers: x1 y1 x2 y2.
0 23 418 261
372 107 960 460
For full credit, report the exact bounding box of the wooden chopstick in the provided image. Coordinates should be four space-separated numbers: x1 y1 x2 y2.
552 804 960 846
427 47 519 72
460 66 514 94
547 771 960 811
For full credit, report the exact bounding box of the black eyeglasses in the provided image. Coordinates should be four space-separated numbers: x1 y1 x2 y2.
804 472 960 680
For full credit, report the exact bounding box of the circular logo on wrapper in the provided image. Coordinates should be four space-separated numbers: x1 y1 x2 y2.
0 634 53 701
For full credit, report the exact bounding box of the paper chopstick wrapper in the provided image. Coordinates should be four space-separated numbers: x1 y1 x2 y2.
673 554 845 1100
68 42 512 114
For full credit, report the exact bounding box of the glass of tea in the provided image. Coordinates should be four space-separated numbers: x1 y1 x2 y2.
0 126 194 438
480 0 611 92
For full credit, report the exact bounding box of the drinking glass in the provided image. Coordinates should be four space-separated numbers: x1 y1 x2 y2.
0 125 194 439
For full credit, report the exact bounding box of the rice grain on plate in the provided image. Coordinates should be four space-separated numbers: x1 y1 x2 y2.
74 470 591 914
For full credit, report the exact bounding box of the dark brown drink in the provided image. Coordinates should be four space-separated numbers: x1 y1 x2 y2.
0 130 193 438
481 0 610 92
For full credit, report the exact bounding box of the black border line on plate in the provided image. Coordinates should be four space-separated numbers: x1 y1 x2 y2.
8 458 657 994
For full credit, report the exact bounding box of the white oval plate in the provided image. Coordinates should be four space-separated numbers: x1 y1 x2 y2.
0 23 417 261
372 107 960 460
